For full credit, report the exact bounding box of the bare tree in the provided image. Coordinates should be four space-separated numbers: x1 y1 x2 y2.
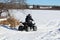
8 0 27 9
0 9 2 16
10 0 26 5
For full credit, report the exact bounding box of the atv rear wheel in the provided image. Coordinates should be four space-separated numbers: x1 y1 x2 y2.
18 26 24 31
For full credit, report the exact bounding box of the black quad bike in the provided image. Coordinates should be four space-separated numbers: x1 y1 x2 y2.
18 22 37 32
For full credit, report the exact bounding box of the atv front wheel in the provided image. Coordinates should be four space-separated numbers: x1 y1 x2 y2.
33 26 37 31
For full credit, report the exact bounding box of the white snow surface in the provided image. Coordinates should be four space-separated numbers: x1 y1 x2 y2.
0 9 60 40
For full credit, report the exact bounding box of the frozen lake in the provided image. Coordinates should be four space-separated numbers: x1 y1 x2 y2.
0 9 60 40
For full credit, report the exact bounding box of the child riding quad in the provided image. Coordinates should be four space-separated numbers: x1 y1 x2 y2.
18 21 37 31
18 14 37 31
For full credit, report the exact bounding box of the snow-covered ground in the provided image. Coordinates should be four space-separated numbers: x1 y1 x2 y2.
0 9 60 40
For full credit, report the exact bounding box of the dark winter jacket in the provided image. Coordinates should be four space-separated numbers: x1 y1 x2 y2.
25 15 33 23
